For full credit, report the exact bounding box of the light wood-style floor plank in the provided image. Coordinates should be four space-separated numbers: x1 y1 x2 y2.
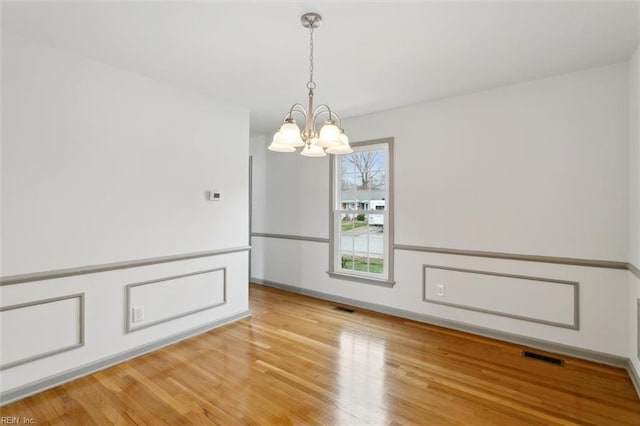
2 283 640 425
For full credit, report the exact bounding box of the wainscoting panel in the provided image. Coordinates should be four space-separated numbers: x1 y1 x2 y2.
423 265 578 329
0 294 85 370
126 268 227 332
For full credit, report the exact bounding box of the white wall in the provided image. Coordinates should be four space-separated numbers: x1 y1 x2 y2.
628 43 640 377
353 64 629 261
630 3 640 275
250 135 329 239
1 33 249 396
251 62 631 357
2 33 249 275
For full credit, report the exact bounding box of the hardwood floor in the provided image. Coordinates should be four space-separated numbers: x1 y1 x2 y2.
2 283 640 425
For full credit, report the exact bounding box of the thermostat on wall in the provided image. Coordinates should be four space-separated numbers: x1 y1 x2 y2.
206 190 222 201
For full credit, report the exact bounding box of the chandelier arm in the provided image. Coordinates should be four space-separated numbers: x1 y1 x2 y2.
331 112 342 128
284 104 309 122
312 104 342 127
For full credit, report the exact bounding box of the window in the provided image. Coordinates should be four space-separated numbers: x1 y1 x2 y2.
329 138 394 286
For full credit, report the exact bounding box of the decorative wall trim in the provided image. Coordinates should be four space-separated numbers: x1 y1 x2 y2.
0 246 250 286
125 268 227 333
630 263 640 280
249 238 634 274
422 264 579 330
251 232 329 243
0 294 85 371
0 310 251 406
250 278 626 369
395 244 627 270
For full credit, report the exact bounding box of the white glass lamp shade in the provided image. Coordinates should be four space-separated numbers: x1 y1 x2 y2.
326 132 353 154
317 120 343 148
268 131 296 152
268 143 296 152
300 139 327 157
277 119 304 147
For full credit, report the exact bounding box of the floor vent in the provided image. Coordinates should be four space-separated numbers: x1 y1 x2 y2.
334 306 355 314
522 350 565 366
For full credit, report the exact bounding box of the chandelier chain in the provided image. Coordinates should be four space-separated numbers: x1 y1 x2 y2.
307 26 316 90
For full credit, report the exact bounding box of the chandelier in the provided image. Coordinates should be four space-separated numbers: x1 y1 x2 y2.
268 13 352 157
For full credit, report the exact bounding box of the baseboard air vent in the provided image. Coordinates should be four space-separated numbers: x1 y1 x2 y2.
522 350 565 367
334 306 355 314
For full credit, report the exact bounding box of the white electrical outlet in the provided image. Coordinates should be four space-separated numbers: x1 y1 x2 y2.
132 306 145 322
436 284 445 297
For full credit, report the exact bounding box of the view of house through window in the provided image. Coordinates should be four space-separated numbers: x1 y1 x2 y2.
332 140 392 283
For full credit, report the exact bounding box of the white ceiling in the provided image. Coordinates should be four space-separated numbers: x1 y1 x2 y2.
2 1 639 137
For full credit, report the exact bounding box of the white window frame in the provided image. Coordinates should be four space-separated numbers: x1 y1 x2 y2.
328 138 395 287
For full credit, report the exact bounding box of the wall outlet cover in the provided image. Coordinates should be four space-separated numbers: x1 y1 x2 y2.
132 306 145 322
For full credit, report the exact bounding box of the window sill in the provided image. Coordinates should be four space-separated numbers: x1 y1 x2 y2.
326 271 395 288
